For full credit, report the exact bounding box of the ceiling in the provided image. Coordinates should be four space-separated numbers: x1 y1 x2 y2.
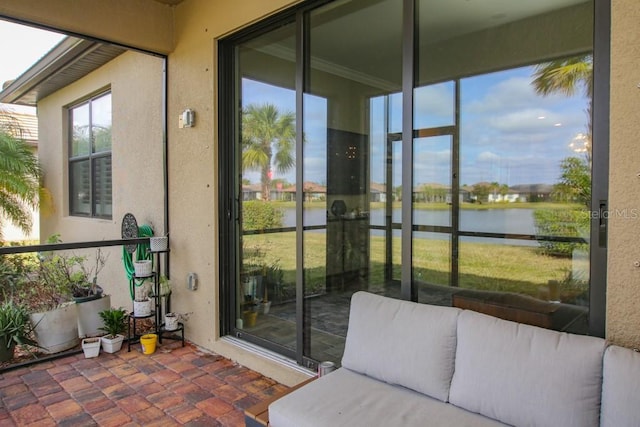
307 0 590 89
151 0 184 5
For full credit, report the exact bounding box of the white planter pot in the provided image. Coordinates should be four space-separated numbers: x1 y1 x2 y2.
133 260 153 277
164 313 179 331
133 299 152 317
149 236 168 252
82 338 101 358
101 334 124 353
261 301 272 314
76 295 111 338
30 303 79 354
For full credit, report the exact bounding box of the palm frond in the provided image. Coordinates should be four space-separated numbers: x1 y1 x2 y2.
532 55 592 98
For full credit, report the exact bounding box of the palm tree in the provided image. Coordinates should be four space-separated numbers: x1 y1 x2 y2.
242 103 296 201
532 54 593 164
0 110 50 240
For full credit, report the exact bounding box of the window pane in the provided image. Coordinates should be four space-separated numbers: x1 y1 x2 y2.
70 160 90 215
307 0 403 364
415 0 593 333
414 82 455 129
69 92 112 219
93 93 112 153
413 135 452 227
457 237 588 333
236 20 297 355
93 156 112 217
71 103 90 157
414 233 451 291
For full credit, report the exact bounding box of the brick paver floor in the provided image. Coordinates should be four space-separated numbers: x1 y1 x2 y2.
0 341 289 426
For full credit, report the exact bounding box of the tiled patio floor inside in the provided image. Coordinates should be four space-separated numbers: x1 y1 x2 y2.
0 341 289 426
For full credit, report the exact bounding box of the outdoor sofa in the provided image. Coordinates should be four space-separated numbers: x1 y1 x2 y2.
268 291 640 427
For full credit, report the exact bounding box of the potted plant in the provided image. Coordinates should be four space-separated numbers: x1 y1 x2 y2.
72 248 112 338
133 281 152 317
242 295 258 328
261 261 282 314
164 311 190 331
22 235 79 353
0 301 39 362
164 312 179 331
71 248 108 302
98 307 128 353
159 275 172 297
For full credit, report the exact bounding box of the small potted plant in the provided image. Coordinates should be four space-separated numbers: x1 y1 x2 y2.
150 275 171 298
242 295 258 327
0 301 39 362
164 311 190 331
98 307 128 353
133 281 152 317
71 248 108 302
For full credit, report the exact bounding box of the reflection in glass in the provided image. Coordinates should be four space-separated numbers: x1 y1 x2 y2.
307 0 403 363
413 135 452 227
70 160 90 216
92 93 112 153
236 21 297 355
413 233 451 290
457 237 589 334
93 156 112 217
71 103 90 157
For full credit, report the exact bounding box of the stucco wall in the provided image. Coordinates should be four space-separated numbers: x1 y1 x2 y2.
168 0 307 386
38 51 165 311
607 0 640 348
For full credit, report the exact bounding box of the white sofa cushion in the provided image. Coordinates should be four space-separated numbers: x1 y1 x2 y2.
269 368 509 427
449 309 606 427
341 292 461 402
601 345 640 427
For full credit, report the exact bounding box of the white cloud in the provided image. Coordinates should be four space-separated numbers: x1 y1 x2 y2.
477 151 499 162
414 82 455 126
466 76 566 114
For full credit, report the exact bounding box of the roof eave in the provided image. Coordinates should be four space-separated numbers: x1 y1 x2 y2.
0 36 124 106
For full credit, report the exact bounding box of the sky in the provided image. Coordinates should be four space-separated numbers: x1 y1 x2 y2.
0 20 65 112
242 65 589 188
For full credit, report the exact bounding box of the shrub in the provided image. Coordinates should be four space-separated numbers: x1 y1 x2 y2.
0 250 37 304
533 208 589 257
242 201 283 231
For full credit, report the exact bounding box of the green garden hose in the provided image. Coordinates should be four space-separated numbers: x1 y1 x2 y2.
123 224 154 300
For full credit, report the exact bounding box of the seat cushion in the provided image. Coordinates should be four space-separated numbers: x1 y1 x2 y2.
449 309 606 427
269 368 509 427
600 345 640 427
341 291 461 402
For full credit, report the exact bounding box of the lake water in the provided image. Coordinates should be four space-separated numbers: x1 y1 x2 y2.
282 207 539 246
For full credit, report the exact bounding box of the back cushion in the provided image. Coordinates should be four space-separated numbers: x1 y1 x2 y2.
601 345 640 427
341 291 461 402
449 310 605 427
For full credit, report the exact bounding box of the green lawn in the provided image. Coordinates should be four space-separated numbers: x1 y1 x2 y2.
243 230 585 302
269 200 581 211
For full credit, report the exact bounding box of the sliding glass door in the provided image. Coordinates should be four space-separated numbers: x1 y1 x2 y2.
219 0 603 369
